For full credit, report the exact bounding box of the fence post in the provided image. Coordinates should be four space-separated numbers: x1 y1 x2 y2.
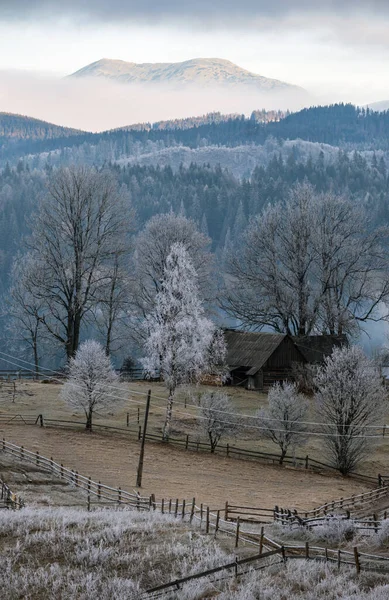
215 510 220 537
373 513 378 534
190 498 195 523
87 494 91 512
305 542 309 559
181 499 186 519
39 414 43 427
98 481 101 500
61 464 64 478
206 506 210 534
235 517 240 548
354 547 360 574
36 450 39 466
174 498 178 517
378 474 383 488
274 505 279 522
168 499 172 514
305 455 309 469
226 443 230 457
259 526 264 555
185 435 189 450
118 488 122 504
138 426 142 441
224 501 229 521
126 412 129 427
20 446 24 460
200 503 203 523
281 546 286 563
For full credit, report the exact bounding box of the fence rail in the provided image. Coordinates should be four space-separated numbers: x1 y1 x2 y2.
1 412 380 486
1 438 150 510
0 479 23 510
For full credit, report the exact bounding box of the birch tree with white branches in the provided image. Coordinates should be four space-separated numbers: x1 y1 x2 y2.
143 242 226 440
315 345 386 474
131 214 213 325
256 382 308 464
61 340 126 431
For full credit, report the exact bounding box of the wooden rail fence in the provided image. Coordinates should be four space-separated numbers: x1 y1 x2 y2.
2 437 389 595
0 412 382 487
0 478 23 510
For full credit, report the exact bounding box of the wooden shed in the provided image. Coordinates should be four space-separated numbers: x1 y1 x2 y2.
224 329 306 391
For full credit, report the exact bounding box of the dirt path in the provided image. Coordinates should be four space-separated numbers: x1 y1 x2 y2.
0 424 370 511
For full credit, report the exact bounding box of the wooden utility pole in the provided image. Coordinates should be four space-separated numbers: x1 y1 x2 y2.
136 389 151 488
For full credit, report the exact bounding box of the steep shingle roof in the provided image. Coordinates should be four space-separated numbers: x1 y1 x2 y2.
292 335 348 364
224 329 286 375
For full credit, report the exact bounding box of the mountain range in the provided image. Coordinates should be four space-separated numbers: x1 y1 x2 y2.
70 57 308 96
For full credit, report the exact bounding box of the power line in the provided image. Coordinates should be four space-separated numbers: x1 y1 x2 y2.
0 350 386 439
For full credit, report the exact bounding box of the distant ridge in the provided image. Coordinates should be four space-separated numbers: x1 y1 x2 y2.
69 57 308 96
0 112 86 140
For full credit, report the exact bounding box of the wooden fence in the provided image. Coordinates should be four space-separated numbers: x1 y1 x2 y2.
0 478 23 510
1 412 381 487
0 438 151 510
2 436 389 595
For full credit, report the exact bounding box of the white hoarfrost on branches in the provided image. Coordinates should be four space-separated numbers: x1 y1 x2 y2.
61 340 126 431
197 391 240 452
130 213 213 343
256 382 308 464
143 242 226 440
315 345 386 475
224 182 389 336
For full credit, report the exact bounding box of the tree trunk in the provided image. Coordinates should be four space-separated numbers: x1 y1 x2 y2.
279 448 287 465
86 409 93 432
162 390 174 441
33 340 39 380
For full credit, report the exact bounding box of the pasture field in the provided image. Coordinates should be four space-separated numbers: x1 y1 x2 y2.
0 377 376 511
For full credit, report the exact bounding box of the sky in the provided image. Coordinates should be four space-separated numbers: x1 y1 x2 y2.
0 1 388 129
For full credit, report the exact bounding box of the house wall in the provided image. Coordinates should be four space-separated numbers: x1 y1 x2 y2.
265 337 305 369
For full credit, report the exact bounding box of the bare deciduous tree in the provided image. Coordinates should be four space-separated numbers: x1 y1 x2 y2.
26 166 132 359
315 346 386 475
257 382 308 464
4 254 49 376
61 340 126 431
224 183 389 336
142 243 225 440
197 391 240 452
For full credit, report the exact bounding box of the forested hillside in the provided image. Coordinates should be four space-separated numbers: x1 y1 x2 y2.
2 104 389 166
1 148 388 296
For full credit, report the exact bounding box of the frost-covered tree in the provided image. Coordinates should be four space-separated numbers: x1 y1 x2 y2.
256 382 308 464
24 166 132 359
224 183 389 336
61 340 125 431
131 214 213 323
197 391 240 452
315 346 386 475
143 243 226 440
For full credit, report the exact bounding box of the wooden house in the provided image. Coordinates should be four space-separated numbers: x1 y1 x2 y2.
224 329 306 391
292 335 348 365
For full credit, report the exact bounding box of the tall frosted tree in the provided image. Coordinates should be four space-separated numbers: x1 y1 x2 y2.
131 214 213 323
143 243 226 440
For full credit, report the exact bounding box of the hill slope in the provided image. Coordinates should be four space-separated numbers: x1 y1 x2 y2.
70 57 307 94
0 112 85 141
